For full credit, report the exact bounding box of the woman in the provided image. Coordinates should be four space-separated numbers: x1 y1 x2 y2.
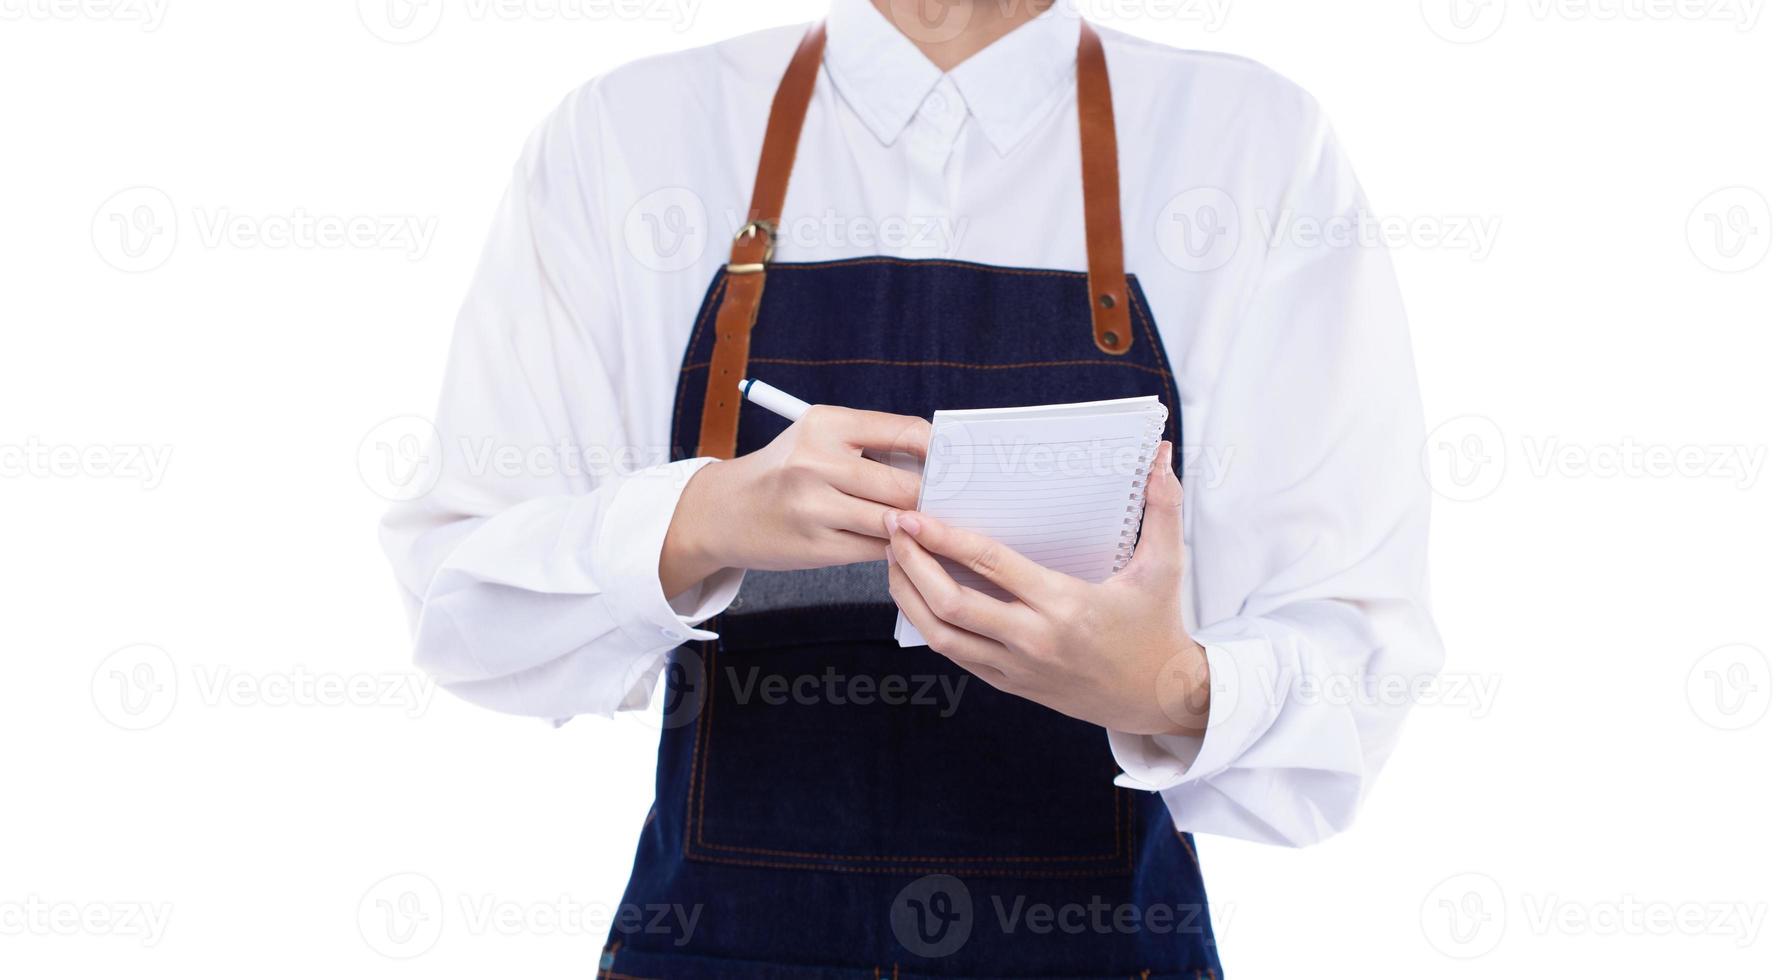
382 1 1443 975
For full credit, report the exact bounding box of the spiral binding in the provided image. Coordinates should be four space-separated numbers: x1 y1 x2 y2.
1112 402 1169 573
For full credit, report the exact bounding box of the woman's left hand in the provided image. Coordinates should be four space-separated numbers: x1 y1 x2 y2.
884 442 1211 737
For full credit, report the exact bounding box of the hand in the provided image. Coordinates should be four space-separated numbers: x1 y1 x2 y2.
660 406 930 597
884 442 1210 737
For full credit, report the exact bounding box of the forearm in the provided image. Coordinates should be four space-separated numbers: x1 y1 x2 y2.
1116 599 1441 845
386 459 744 719
657 459 733 600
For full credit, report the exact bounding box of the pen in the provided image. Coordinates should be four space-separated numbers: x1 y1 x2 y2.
737 378 812 421
739 378 923 474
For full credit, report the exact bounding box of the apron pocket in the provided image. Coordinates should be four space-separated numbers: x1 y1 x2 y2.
683 604 1136 878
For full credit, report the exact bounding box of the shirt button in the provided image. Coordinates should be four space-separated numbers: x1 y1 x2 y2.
923 91 949 117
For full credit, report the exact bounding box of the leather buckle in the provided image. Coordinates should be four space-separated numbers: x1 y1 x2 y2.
726 220 776 274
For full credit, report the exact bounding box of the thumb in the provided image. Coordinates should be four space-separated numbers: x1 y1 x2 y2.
1128 441 1185 578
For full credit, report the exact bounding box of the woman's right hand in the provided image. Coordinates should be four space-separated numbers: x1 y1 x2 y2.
658 406 931 597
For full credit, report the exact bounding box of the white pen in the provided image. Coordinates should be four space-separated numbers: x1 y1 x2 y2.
738 378 923 474
737 378 812 421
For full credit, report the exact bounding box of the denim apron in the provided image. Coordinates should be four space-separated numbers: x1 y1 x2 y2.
602 22 1222 980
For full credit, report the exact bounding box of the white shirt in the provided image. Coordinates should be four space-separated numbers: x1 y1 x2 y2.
381 0 1444 848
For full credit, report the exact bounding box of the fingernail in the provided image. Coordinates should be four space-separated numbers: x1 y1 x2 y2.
883 510 899 536
897 513 922 535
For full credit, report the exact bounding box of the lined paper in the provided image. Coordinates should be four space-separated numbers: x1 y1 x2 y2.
894 396 1167 647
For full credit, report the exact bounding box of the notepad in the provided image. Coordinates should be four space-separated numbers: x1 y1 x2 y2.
893 395 1169 647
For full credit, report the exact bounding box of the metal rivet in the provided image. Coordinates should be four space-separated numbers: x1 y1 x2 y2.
1101 331 1120 348
1098 293 1117 309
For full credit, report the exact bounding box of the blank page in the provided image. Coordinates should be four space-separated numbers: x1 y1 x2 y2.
894 396 1167 647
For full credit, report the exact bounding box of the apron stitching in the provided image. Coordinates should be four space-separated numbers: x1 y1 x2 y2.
693 845 1126 864
1127 278 1171 374
681 851 1129 878
680 270 728 375
669 272 729 456
1125 285 1188 475
670 261 1169 462
681 258 1120 371
748 256 1112 279
683 356 1170 379
1176 831 1199 868
692 806 1129 862
681 641 715 865
1125 787 1137 872
690 650 1128 867
669 265 1176 466
700 640 717 841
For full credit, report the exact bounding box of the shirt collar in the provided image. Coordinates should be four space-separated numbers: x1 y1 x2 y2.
826 0 1082 156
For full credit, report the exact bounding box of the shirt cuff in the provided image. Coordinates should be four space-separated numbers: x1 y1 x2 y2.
597 457 745 653
1109 623 1280 792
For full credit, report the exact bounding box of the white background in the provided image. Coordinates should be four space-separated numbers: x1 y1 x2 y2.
1 0 1779 976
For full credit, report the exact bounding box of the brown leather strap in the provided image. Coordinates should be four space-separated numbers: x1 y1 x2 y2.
695 18 1131 458
697 21 826 459
1076 21 1131 355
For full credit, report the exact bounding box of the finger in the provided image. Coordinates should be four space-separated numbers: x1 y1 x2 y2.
887 511 1057 607
1127 441 1185 577
887 560 1012 680
886 514 1038 642
826 453 921 509
813 528 892 566
816 492 900 540
821 407 931 458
